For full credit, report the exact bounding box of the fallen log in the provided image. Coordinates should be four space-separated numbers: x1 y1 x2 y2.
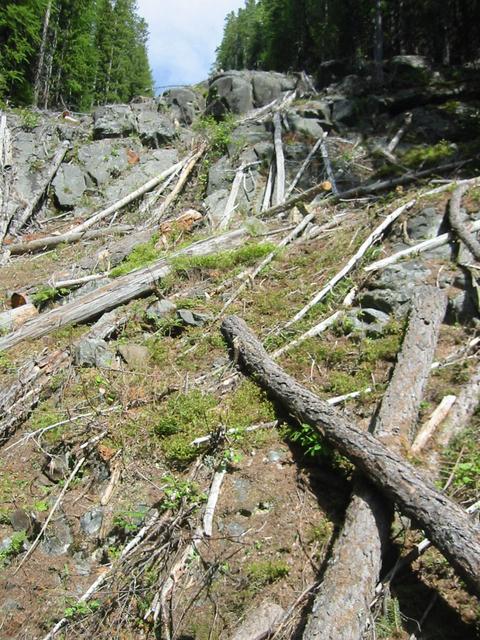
273 112 285 205
217 163 246 230
449 183 480 261
286 135 325 199
145 144 206 227
0 228 249 352
303 285 446 640
284 198 417 328
411 395 456 456
0 303 38 332
261 163 275 212
6 223 134 256
320 138 338 195
260 158 474 220
11 140 70 234
0 349 70 444
221 315 480 596
70 160 185 234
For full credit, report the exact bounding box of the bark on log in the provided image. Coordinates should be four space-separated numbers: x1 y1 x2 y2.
449 184 480 261
374 286 448 448
0 228 249 352
11 140 70 233
285 135 325 199
221 315 480 596
6 224 134 256
303 285 446 640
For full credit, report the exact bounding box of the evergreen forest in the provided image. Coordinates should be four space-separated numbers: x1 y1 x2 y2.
0 0 153 111
216 0 480 75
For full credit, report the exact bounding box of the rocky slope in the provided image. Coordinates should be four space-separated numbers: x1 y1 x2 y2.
0 58 479 639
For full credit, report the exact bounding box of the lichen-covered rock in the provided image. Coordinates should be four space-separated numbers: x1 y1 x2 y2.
388 55 432 86
93 105 136 139
135 110 176 148
162 87 205 125
51 163 86 209
78 139 143 186
231 602 285 640
358 261 432 316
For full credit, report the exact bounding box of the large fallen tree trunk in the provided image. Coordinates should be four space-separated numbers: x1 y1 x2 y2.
221 315 480 596
302 285 447 640
449 183 480 261
0 228 249 352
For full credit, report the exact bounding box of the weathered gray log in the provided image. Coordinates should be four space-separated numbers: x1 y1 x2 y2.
273 112 285 205
0 349 70 444
6 224 134 255
303 285 447 640
221 315 480 596
449 184 480 261
0 303 38 332
0 228 248 352
11 140 70 234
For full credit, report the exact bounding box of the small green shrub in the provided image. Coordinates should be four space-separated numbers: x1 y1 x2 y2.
32 286 69 306
193 114 236 155
64 599 101 619
161 474 206 511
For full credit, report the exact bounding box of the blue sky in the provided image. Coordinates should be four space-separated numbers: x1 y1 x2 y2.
137 0 245 92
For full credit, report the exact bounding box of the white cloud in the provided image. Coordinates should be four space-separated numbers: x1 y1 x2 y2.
137 0 245 91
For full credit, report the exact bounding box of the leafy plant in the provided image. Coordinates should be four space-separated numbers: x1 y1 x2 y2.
64 599 101 619
0 530 27 567
193 114 236 156
32 286 70 307
161 474 206 512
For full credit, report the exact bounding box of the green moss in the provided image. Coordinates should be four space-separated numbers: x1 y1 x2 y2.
110 236 160 277
245 560 289 586
32 286 70 306
441 426 480 501
170 242 275 275
400 140 456 168
322 370 372 395
359 334 401 363
0 531 27 568
155 390 217 466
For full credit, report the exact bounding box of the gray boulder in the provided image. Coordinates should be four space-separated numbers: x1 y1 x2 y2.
288 113 324 138
388 55 432 86
251 70 296 105
74 338 115 369
135 110 176 148
231 602 285 640
77 139 143 186
358 260 431 316
162 87 205 125
405 206 452 259
209 72 254 114
146 299 177 322
228 121 270 155
204 189 229 225
177 309 212 327
41 512 72 556
93 105 136 139
80 507 104 536
207 155 233 195
52 164 86 209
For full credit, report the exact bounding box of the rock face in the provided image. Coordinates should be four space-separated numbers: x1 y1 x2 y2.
93 105 137 139
359 261 432 316
134 110 176 148
162 87 205 125
52 164 87 209
207 70 297 115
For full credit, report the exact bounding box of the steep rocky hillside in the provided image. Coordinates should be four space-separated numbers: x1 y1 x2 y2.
0 58 479 640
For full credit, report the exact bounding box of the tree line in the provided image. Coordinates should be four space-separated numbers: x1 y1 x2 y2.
0 0 153 111
216 0 480 76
